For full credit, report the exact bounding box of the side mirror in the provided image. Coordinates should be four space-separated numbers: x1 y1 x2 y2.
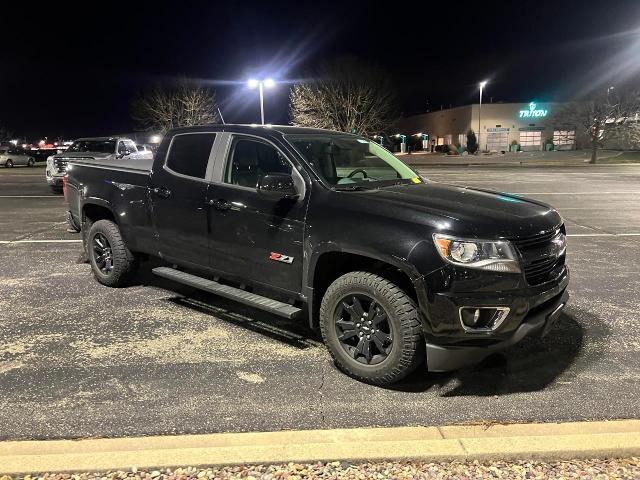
257 173 298 200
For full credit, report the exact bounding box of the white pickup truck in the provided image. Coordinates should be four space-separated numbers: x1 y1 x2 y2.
46 136 144 193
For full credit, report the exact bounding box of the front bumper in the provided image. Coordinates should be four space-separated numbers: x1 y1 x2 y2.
415 263 570 372
46 174 64 186
425 287 568 371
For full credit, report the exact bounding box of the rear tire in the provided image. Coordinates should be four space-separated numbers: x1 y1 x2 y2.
320 271 424 385
5 159 13 168
27 158 35 167
87 219 137 287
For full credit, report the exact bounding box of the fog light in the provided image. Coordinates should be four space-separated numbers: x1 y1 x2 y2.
459 307 510 332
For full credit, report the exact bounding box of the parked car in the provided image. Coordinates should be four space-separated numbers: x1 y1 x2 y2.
30 148 63 164
65 125 569 385
135 144 155 160
46 136 144 192
0 147 36 167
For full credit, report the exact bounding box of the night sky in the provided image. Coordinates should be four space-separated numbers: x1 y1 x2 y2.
2 0 640 139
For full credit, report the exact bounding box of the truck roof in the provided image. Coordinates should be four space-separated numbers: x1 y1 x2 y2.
73 136 132 142
167 124 355 137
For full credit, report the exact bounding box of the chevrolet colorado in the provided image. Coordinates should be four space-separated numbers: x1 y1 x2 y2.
65 125 569 385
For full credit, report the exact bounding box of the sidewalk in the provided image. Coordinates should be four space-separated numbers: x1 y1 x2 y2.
2 420 639 475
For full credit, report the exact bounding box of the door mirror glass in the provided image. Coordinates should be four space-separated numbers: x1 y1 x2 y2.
257 173 298 199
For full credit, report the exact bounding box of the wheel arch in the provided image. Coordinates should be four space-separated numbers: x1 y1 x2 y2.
82 199 117 226
306 247 425 330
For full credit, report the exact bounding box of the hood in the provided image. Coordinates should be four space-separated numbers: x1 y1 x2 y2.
355 182 561 239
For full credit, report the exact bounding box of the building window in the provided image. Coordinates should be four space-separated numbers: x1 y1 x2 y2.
553 130 575 145
437 137 445 146
444 134 453 145
458 134 466 146
519 131 542 148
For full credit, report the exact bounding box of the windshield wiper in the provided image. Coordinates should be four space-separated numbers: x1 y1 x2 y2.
333 185 376 191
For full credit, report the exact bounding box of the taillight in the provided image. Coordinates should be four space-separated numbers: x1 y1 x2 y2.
63 174 69 201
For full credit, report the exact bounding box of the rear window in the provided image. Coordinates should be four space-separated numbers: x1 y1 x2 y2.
165 133 216 179
67 140 116 153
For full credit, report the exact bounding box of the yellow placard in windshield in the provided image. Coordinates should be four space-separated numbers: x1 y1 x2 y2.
411 177 422 184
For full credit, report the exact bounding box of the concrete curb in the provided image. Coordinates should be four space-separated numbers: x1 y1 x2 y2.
1 420 639 474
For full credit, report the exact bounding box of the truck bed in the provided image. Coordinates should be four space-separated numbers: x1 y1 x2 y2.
68 156 154 173
66 157 155 255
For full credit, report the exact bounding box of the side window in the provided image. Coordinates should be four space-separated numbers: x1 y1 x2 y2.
125 140 137 153
117 141 128 154
224 137 292 187
166 133 216 179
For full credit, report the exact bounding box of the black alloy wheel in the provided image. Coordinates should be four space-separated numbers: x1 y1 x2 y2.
92 232 114 275
319 271 425 385
335 294 393 365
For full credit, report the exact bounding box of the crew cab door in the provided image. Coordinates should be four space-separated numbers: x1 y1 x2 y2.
149 132 218 267
206 134 307 295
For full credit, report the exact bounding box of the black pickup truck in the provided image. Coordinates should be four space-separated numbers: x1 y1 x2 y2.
66 125 569 385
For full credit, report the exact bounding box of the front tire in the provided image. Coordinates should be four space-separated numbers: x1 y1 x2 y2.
5 159 13 168
320 272 425 385
87 219 137 287
27 158 35 167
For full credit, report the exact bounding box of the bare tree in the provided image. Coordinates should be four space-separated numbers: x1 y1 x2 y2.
131 78 220 133
289 58 397 137
552 88 640 163
0 126 14 142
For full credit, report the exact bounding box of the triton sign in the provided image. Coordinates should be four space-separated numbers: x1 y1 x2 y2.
519 102 548 118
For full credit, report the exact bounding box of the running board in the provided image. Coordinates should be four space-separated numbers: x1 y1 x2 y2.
152 266 302 319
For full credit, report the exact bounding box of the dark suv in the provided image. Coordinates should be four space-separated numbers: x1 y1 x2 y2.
65 125 569 385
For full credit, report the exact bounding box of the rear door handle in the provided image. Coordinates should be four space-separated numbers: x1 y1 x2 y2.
153 186 171 199
209 199 231 211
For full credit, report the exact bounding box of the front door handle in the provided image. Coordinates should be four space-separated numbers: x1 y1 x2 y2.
153 186 171 199
209 199 231 211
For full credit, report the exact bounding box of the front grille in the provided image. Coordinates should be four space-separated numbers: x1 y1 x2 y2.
511 227 562 251
510 225 566 286
54 158 68 173
524 254 565 285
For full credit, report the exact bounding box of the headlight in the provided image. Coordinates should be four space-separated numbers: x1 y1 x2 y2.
433 233 521 273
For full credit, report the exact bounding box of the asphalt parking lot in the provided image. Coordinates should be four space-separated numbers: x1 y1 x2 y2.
0 164 639 441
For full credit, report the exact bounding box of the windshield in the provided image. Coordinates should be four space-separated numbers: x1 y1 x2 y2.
67 140 116 154
286 134 419 189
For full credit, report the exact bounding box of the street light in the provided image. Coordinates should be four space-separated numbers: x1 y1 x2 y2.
248 78 275 125
477 81 487 154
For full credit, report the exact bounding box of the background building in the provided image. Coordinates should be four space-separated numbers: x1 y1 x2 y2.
397 101 578 152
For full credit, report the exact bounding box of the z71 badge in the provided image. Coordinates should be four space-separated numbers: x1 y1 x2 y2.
269 252 294 264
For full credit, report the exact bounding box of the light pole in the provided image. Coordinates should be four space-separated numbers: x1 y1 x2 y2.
248 78 275 125
478 80 487 154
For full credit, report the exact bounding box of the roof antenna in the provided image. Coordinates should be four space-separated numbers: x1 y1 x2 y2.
217 107 226 125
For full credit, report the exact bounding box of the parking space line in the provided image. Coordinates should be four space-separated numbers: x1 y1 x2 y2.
567 233 640 237
513 192 640 195
0 239 82 244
